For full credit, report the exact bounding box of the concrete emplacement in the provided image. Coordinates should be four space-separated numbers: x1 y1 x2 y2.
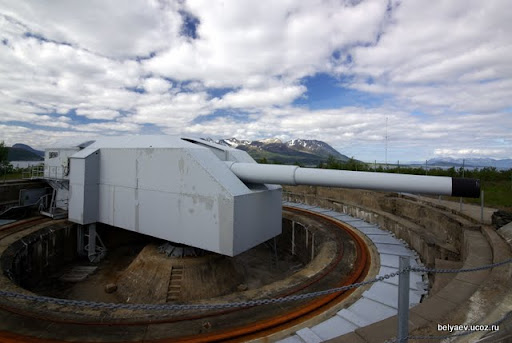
0 206 371 342
0 184 510 342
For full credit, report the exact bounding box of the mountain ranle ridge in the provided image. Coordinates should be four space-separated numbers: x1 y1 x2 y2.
7 141 512 169
203 137 350 165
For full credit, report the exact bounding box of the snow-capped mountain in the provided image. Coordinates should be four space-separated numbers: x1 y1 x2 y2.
217 138 253 148
286 139 343 158
203 137 349 165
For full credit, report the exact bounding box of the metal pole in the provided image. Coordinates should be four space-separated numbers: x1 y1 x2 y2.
311 232 315 260
77 225 85 256
460 159 465 212
88 223 97 262
305 227 309 249
291 221 295 255
397 256 410 343
273 237 278 266
481 190 484 223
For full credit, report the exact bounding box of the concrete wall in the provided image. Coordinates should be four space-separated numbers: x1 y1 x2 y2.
1 225 77 289
0 180 48 204
283 186 480 268
282 186 512 343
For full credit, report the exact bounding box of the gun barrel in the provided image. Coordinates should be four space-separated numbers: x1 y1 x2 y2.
225 162 480 198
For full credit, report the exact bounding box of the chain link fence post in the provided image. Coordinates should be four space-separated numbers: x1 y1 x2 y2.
397 256 410 343
480 190 484 223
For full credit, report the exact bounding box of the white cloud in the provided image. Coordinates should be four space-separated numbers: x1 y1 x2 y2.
434 148 507 158
213 85 306 109
144 0 388 87
143 78 172 94
130 92 211 127
0 0 184 58
75 108 120 120
0 0 510 161
349 0 512 114
74 121 141 133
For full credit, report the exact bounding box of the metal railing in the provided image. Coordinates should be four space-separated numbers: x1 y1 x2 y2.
22 165 69 180
0 255 511 342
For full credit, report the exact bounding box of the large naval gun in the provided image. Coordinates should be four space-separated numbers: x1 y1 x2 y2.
41 135 480 257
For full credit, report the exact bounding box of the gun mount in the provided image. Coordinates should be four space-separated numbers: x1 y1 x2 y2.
41 135 480 256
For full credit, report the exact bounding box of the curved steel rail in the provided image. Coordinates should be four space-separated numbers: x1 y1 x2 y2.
0 209 371 342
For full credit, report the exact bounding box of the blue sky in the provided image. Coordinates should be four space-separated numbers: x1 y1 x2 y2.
0 0 511 162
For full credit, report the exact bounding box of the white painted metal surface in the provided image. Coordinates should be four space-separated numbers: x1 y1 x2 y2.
44 147 79 179
226 162 454 195
46 134 477 256
60 136 282 256
278 202 428 343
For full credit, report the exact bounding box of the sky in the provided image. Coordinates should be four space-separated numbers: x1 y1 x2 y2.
0 0 511 162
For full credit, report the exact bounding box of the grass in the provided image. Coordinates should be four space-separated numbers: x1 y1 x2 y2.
0 172 23 181
443 180 512 211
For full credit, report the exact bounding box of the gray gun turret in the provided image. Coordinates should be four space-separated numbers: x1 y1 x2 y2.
42 136 479 256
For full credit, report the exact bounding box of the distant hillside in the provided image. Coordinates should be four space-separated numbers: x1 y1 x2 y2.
427 157 512 170
206 138 349 165
12 143 44 158
7 147 44 161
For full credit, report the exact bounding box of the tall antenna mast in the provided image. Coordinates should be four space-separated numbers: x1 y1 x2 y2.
385 116 388 168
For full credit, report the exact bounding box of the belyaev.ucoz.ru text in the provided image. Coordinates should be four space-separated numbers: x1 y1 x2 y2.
438 324 499 333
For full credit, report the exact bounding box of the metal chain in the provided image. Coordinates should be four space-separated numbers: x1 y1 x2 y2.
1 257 511 312
411 257 512 274
0 268 407 311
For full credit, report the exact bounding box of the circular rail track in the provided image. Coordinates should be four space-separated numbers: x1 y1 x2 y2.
0 206 371 342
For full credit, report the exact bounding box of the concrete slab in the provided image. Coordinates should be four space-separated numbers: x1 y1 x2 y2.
311 315 358 340
355 311 428 343
483 225 512 259
462 231 492 263
342 218 367 224
379 253 420 268
278 335 305 343
377 266 423 290
313 208 336 214
435 278 480 305
430 259 462 294
374 243 415 256
337 309 372 327
454 269 491 287
320 210 346 217
330 214 354 221
296 327 323 343
497 222 512 245
363 282 399 309
368 235 403 245
410 294 458 322
348 297 397 323
324 332 366 343
355 227 388 236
